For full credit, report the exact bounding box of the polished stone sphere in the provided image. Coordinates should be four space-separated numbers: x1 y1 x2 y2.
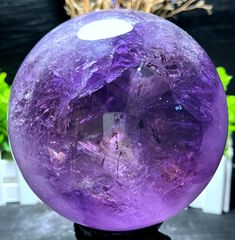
8 10 227 231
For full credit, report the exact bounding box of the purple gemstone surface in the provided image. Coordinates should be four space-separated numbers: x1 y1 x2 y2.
9 10 227 231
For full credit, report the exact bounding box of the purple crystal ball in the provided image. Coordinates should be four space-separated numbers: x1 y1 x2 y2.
9 10 227 231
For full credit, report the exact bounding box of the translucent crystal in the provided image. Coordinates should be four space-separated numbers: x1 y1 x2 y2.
8 10 227 231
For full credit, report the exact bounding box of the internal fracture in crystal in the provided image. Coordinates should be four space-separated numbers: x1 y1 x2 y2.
9 10 227 231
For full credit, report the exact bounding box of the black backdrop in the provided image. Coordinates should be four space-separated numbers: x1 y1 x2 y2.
0 0 235 206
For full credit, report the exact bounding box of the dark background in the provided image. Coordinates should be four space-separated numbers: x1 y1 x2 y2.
0 0 235 206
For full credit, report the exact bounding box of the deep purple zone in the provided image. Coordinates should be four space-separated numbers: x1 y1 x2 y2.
8 10 227 230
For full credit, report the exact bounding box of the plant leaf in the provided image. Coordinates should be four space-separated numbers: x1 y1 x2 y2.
0 71 12 156
2 141 11 153
227 95 235 133
217 66 233 92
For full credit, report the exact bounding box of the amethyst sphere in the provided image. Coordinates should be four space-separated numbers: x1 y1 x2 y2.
9 10 227 231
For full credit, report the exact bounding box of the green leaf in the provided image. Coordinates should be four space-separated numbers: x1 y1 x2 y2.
0 134 4 146
216 67 235 135
2 141 11 153
0 72 7 82
0 70 12 156
217 66 233 92
227 95 235 133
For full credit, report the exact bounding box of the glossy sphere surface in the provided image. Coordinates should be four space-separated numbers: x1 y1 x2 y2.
9 10 227 231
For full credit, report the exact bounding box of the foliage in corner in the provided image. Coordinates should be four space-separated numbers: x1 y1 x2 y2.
0 71 11 158
217 67 233 92
217 67 235 134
